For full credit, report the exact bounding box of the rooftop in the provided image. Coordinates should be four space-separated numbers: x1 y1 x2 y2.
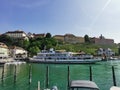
6 30 25 34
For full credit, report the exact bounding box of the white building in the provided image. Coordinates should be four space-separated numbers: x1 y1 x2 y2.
10 46 28 59
97 48 115 56
0 42 9 58
5 30 29 40
27 32 34 38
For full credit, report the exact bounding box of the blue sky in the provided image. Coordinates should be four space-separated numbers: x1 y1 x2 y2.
0 0 120 43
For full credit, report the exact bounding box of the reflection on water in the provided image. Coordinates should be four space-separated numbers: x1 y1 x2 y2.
0 60 120 90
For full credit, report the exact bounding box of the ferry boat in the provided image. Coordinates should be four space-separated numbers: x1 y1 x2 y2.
30 49 101 64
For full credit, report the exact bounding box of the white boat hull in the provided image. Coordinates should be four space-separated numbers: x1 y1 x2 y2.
29 58 101 64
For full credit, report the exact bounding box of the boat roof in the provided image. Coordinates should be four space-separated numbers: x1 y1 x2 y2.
70 80 99 90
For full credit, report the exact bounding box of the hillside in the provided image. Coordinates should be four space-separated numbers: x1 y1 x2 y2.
55 43 118 55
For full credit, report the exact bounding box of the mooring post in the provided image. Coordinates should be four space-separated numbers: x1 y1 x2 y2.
1 65 4 82
14 65 17 83
38 81 40 90
46 66 49 88
112 66 116 86
29 64 32 84
67 66 70 90
89 66 92 81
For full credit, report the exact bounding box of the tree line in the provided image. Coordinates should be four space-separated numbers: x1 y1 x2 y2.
0 33 57 56
0 33 117 56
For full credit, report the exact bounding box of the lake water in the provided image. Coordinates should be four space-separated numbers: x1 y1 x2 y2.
0 60 120 90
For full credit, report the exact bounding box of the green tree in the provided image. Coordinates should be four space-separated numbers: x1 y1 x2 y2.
46 33 52 38
23 40 30 50
28 46 40 56
118 46 120 55
84 35 90 43
11 39 29 49
0 34 13 46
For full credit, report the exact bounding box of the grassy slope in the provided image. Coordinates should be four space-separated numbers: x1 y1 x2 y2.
55 43 118 55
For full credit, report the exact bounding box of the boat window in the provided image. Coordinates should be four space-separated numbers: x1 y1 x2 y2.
70 88 95 90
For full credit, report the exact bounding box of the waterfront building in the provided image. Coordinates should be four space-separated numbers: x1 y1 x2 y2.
0 42 9 58
90 35 114 45
64 34 84 44
4 30 29 40
9 46 28 59
96 48 115 56
53 35 64 42
53 34 85 44
33 33 46 38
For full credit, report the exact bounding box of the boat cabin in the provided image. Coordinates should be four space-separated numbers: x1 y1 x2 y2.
69 80 99 90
